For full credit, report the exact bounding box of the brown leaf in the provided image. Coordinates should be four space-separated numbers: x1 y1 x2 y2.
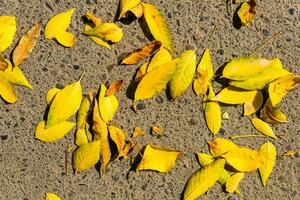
105 80 123 96
13 22 41 66
118 141 137 159
120 40 162 65
0 55 8 71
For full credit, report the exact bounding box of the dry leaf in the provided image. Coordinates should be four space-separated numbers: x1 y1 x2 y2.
108 125 126 156
45 9 76 47
262 99 287 123
35 120 75 142
118 141 137 159
151 125 163 135
120 40 162 65
136 144 182 172
0 78 17 103
0 55 8 71
258 142 276 186
203 84 222 135
169 50 196 99
84 23 123 43
282 150 298 157
0 16 16 53
226 172 245 193
207 138 238 157
193 49 214 95
238 0 256 26
46 79 82 128
12 22 41 66
251 118 277 139
75 128 89 146
105 80 123 96
142 3 173 52
98 84 119 123
183 159 225 200
73 140 101 172
118 0 141 19
268 74 300 107
46 192 61 200
132 127 144 138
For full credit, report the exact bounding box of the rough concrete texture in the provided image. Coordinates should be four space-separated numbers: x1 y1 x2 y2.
0 0 299 199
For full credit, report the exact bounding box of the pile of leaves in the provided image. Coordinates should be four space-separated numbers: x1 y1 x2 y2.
0 0 299 199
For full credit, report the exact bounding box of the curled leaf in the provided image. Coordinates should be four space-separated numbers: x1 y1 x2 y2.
13 22 41 66
151 125 163 135
108 125 126 156
238 0 256 26
73 140 101 172
105 80 123 96
259 142 276 186
120 40 162 65
46 87 60 105
118 0 141 19
0 78 17 103
132 126 144 138
35 120 75 142
262 99 287 123
137 144 182 172
226 172 245 193
251 118 277 139
0 16 16 53
118 141 137 159
77 95 92 129
75 128 89 146
99 84 119 123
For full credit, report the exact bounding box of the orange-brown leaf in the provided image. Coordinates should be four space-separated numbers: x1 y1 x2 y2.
105 80 123 96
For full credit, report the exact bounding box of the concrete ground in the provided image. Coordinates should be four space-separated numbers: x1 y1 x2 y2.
0 0 299 199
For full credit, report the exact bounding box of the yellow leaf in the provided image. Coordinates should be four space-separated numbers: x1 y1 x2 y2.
259 142 276 186
132 126 144 138
85 122 93 142
183 159 225 200
237 0 256 26
222 111 230 120
46 79 82 128
226 172 245 193
193 49 214 95
251 118 277 139
129 4 144 19
135 62 149 82
221 147 263 172
210 86 263 115
93 100 111 174
121 41 162 65
0 16 16 53
118 0 141 19
84 23 123 43
151 125 163 135
108 125 126 156
46 192 61 200
118 141 137 159
197 153 241 195
142 3 173 52
207 138 239 157
262 99 287 123
46 87 60 105
12 22 41 66
45 9 76 47
35 120 75 142
0 78 17 103
83 12 111 49
134 59 178 101
75 128 89 146
73 140 101 172
0 55 8 71
77 95 92 129
98 84 118 123
282 150 298 157
137 144 182 172
223 57 290 90
203 84 222 135
0 59 32 89
106 80 123 96
169 50 197 99
268 74 300 107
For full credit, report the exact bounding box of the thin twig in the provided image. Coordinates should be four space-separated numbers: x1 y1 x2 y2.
208 25 218 38
65 144 73 175
250 31 283 56
230 134 265 139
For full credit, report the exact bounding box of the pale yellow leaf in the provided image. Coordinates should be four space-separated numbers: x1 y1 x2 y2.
259 142 276 186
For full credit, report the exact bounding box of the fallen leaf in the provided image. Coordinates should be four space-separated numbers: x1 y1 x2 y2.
73 140 101 172
169 50 197 99
222 111 230 120
282 150 298 157
251 118 277 139
129 4 144 19
237 0 256 26
207 138 238 157
75 128 89 146
268 74 300 107
46 87 60 105
132 126 144 138
258 142 276 186
142 3 173 52
193 49 214 95
0 55 8 71
226 172 245 193
35 120 75 142
45 9 76 47
108 125 126 156
77 95 93 129
135 62 149 81
136 144 182 172
118 141 137 159
0 16 16 52
262 99 287 123
46 192 61 200
0 78 17 103
221 147 264 172
151 125 163 135
98 84 119 123
120 40 162 65
84 23 123 43
183 159 225 200
118 0 141 19
203 84 222 135
105 80 123 96
46 79 82 128
12 22 41 66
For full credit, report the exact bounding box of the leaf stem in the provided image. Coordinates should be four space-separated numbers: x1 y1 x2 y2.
230 134 265 139
250 31 283 56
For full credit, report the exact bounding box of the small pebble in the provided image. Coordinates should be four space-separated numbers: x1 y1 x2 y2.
56 83 64 89
155 95 164 104
86 0 97 4
218 128 226 135
193 31 204 41
217 49 224 55
137 102 146 110
0 135 8 140
73 65 79 70
262 29 270 37
288 8 296 15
